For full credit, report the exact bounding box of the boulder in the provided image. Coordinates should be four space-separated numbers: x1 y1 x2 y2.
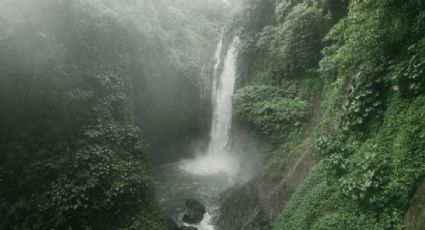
182 199 206 224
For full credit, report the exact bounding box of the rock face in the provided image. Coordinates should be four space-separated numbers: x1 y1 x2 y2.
217 148 317 230
404 179 425 230
182 199 207 224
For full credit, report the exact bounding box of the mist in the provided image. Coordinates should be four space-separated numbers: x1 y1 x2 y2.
0 0 257 229
3 0 422 230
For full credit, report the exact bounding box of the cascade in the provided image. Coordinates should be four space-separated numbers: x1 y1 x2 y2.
207 37 236 159
211 28 224 100
180 36 240 177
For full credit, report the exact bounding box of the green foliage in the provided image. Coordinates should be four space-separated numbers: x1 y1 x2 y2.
339 96 425 210
389 38 425 96
272 94 425 229
296 76 323 100
268 3 329 80
272 163 332 230
234 85 309 139
271 162 403 230
237 0 425 229
234 0 277 85
271 0 425 225
0 0 232 226
316 133 358 177
312 211 387 230
320 0 425 130
237 0 331 85
233 0 333 185
237 0 276 36
0 124 163 229
0 0 222 228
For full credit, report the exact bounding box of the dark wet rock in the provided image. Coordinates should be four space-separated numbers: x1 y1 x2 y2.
217 148 317 230
185 199 206 211
182 199 206 224
183 213 204 225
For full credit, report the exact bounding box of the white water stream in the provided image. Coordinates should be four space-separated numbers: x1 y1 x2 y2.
180 36 240 178
156 32 240 230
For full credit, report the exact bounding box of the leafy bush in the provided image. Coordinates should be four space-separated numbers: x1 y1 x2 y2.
269 3 329 80
272 163 332 230
316 133 357 177
389 38 425 96
320 0 425 130
312 211 387 230
341 95 425 208
0 1 173 228
237 0 331 86
0 124 164 229
254 1 425 229
234 85 309 139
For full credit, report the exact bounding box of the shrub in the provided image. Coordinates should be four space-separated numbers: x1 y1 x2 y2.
234 85 309 139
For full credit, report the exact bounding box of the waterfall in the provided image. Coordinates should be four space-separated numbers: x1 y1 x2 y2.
211 29 224 101
207 38 236 158
180 37 240 177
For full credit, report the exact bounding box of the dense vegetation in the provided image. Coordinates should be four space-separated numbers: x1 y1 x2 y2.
233 0 425 229
0 0 227 229
1 0 424 229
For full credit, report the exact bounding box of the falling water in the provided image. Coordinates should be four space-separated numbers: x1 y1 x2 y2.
211 29 224 100
158 36 242 230
180 37 240 177
207 39 236 160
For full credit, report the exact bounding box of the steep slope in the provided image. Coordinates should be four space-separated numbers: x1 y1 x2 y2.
220 0 425 229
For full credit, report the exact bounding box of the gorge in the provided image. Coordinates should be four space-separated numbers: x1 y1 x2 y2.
155 36 242 230
1 0 425 230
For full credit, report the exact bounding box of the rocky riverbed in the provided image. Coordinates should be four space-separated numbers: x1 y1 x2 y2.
154 162 236 230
